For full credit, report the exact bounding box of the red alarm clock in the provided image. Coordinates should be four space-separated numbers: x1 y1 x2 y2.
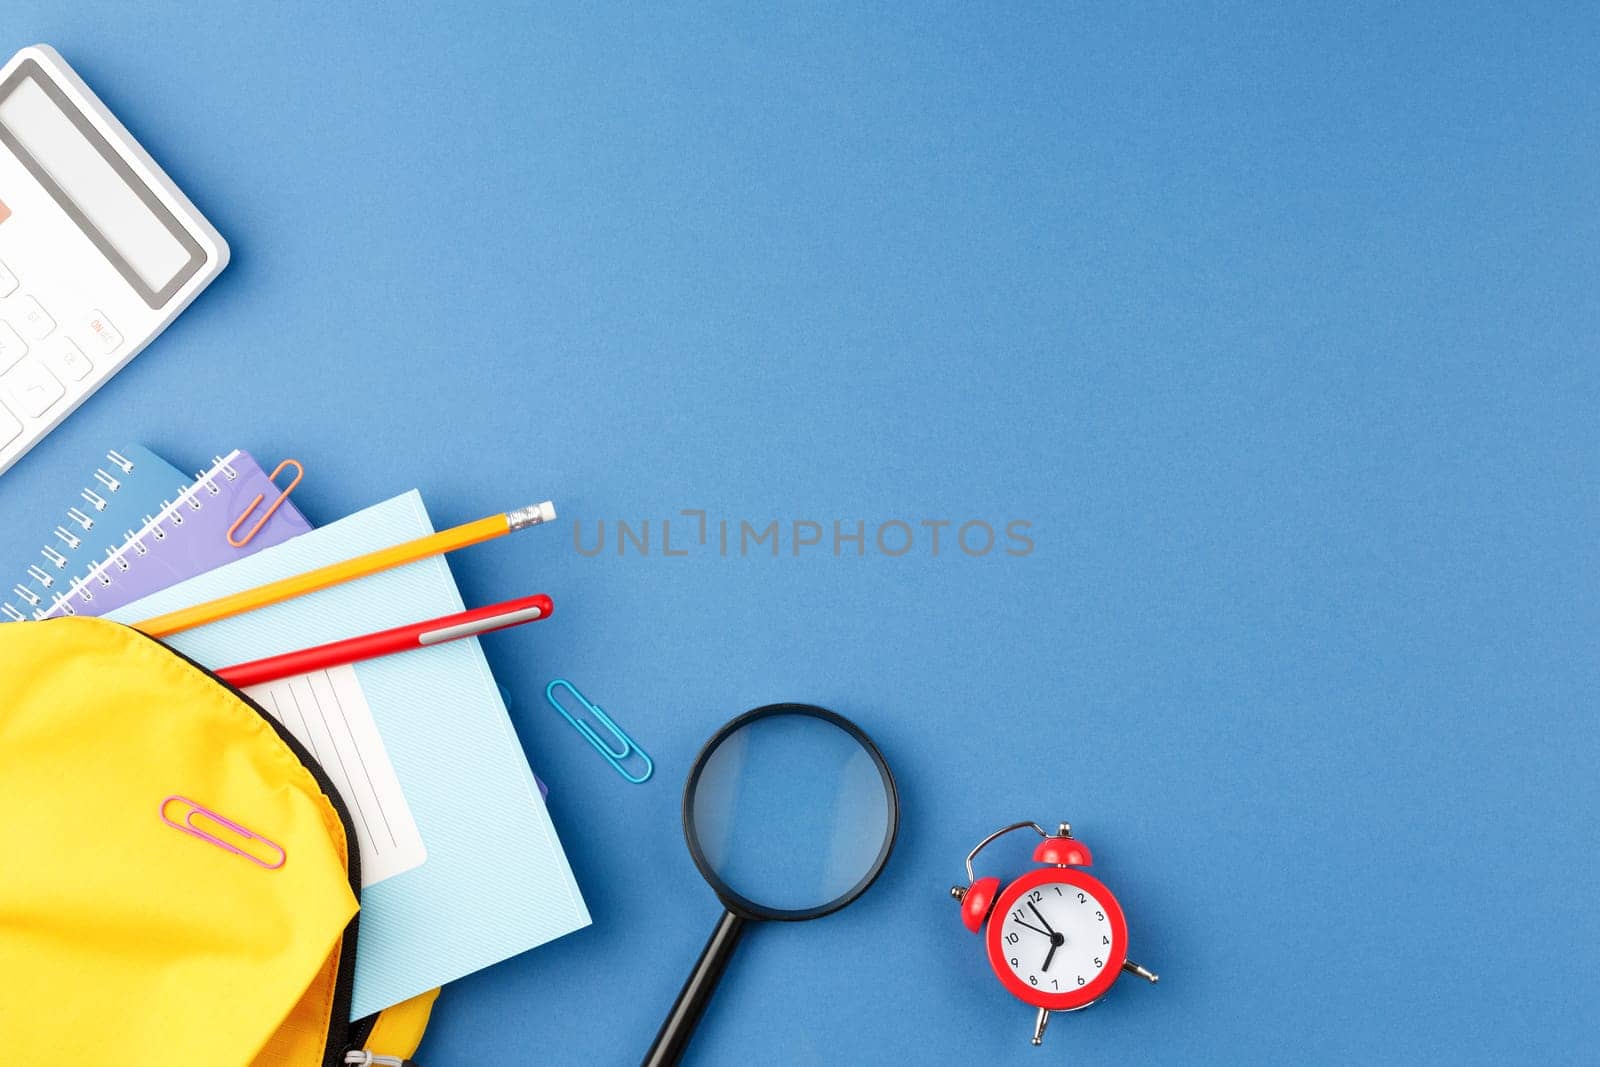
951 821 1159 1046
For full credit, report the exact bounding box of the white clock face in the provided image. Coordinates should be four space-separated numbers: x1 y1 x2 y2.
998 882 1116 996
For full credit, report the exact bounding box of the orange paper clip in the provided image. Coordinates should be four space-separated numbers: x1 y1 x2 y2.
228 459 304 547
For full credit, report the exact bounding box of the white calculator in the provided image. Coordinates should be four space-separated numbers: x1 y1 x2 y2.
0 45 228 476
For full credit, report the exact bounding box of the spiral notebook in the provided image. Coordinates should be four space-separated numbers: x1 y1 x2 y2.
3 445 190 622
38 450 312 619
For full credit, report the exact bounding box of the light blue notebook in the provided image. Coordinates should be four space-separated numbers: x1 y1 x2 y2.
108 490 589 1018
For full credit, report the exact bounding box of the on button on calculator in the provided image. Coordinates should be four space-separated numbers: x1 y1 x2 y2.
85 310 122 354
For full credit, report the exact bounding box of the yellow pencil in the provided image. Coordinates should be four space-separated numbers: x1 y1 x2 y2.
134 502 557 639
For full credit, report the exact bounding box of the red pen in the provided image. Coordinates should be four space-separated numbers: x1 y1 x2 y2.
216 593 553 689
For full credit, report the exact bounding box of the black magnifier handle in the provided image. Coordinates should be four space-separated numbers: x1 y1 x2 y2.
642 909 748 1067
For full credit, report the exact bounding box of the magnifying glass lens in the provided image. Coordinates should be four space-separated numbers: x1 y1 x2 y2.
689 711 893 915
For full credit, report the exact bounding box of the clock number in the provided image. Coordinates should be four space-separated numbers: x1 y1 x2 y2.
1102 935 1110 945
1077 892 1086 903
1029 890 1043 903
1053 886 1062 896
1095 910 1104 921
1050 979 1058 989
1006 931 1019 945
1094 957 1103 969
1029 975 1038 986
1012 909 1026 923
1010 957 1019 967
1076 975 1086 986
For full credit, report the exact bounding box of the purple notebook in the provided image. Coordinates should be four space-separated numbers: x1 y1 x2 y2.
41 450 312 619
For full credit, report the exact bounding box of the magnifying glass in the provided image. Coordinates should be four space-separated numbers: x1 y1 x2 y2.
642 704 900 1066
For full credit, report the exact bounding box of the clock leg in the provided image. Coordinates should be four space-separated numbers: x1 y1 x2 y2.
1031 1007 1052 1046
1123 959 1160 984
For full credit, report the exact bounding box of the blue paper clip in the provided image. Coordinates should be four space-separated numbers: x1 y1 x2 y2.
545 679 654 784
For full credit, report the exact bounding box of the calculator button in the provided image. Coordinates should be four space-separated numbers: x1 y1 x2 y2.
13 295 55 339
0 260 15 297
85 310 122 354
0 403 19 447
48 337 93 382
0 322 26 371
0 359 65 418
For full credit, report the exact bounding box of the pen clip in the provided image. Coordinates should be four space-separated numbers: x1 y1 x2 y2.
228 459 304 547
544 679 654 784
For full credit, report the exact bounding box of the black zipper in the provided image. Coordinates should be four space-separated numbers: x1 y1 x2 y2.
127 625 364 1067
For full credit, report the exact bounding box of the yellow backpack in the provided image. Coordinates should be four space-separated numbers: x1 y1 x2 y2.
0 616 436 1066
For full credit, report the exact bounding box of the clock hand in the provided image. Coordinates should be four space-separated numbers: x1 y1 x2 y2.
1027 901 1056 935
1036 927 1062 972
1014 917 1051 938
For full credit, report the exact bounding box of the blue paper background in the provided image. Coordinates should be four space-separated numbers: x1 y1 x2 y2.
1 3 1595 1063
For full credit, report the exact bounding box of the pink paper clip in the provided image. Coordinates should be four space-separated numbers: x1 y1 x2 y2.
159 795 286 870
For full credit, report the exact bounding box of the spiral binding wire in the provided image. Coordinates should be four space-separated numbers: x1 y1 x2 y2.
41 455 241 620
3 450 140 622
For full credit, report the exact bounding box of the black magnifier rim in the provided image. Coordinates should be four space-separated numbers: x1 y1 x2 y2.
682 703 900 923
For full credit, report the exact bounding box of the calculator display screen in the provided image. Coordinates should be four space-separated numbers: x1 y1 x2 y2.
0 62 204 308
